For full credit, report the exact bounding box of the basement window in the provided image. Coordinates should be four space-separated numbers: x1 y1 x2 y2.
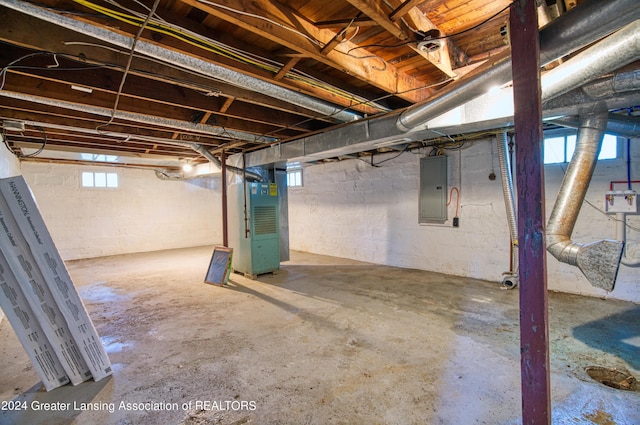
543 132 618 164
80 153 119 162
287 168 303 187
81 171 119 188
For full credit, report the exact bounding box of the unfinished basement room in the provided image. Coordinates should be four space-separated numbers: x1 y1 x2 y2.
0 0 639 424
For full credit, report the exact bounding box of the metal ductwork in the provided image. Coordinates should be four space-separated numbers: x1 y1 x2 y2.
187 143 264 182
396 0 640 132
9 119 264 182
496 132 518 288
0 90 272 144
550 113 640 139
542 73 640 121
0 0 362 124
540 20 640 102
546 113 624 291
235 68 640 168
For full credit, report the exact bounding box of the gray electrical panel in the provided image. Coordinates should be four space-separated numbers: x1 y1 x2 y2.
419 156 448 223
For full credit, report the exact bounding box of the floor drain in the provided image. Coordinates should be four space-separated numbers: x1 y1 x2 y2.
585 366 637 391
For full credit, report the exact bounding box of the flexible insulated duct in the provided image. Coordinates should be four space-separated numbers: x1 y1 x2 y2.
496 132 518 287
0 0 362 123
546 113 624 291
396 0 640 132
11 118 264 182
540 20 640 102
550 113 640 139
0 91 269 143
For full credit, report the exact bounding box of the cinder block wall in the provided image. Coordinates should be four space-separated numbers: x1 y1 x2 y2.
288 137 640 303
21 162 221 260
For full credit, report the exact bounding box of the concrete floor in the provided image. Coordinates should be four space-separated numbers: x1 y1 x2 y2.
0 246 638 425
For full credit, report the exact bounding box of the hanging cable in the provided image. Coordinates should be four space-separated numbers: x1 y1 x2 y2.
0 51 58 90
96 0 161 132
19 127 47 158
347 2 513 54
195 0 323 48
71 0 390 109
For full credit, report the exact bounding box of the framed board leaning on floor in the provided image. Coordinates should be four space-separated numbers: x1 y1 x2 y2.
204 246 233 286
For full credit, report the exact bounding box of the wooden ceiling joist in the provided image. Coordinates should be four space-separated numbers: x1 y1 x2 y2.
179 0 437 103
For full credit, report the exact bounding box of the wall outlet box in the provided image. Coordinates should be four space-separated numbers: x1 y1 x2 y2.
605 190 638 214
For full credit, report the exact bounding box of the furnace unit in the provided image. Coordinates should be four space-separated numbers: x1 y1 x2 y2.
229 182 280 277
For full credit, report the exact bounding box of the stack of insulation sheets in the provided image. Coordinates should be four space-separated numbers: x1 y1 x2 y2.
0 176 112 391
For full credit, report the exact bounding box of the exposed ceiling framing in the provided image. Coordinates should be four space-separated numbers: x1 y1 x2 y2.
0 0 637 172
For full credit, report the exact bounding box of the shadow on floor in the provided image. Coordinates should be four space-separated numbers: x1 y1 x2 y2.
572 306 640 370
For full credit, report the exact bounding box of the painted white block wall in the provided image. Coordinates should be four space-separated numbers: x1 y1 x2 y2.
21 162 221 260
288 136 640 303
0 141 22 324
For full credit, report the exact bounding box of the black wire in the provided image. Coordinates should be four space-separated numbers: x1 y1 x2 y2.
358 145 409 167
374 147 409 165
0 42 218 95
1 51 57 90
7 64 105 72
0 48 107 92
347 2 513 54
19 127 47 158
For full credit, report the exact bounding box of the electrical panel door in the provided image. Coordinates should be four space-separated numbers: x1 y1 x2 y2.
419 156 448 223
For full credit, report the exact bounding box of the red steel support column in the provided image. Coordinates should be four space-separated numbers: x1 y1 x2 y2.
510 1 551 424
221 151 229 247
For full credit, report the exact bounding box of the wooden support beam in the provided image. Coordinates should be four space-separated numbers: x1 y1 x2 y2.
181 0 436 103
219 97 236 114
0 8 381 117
389 0 422 22
344 0 410 40
510 1 551 424
402 7 461 78
346 0 467 78
274 58 301 81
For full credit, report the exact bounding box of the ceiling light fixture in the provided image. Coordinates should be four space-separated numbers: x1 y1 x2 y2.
417 39 442 53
